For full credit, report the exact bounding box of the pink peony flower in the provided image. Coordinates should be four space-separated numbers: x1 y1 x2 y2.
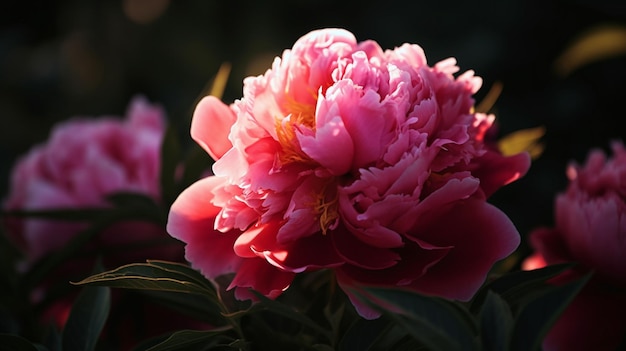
168 28 530 318
2 96 193 342
4 96 178 265
523 142 626 351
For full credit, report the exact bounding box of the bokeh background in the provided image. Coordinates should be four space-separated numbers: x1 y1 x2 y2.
2 0 626 259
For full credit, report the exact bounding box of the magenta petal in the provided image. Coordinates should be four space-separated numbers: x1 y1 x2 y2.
267 232 344 272
407 199 520 300
332 226 400 269
472 150 531 197
191 96 236 161
167 176 241 278
298 115 354 175
228 258 295 300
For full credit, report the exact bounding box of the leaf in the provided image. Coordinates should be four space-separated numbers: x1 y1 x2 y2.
554 24 626 76
144 328 234 351
0 334 47 351
73 261 218 298
339 316 393 351
208 62 232 99
361 287 479 351
22 205 167 288
497 126 545 160
61 285 111 351
479 291 513 351
180 144 213 190
472 263 574 313
510 273 591 351
250 290 333 340
160 126 182 206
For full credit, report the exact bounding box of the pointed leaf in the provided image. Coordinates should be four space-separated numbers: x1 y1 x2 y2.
0 334 46 351
361 287 478 351
339 316 393 351
145 328 234 351
61 285 111 351
160 126 182 206
180 144 213 190
73 261 217 298
479 291 513 351
251 290 333 340
472 263 574 313
510 273 591 351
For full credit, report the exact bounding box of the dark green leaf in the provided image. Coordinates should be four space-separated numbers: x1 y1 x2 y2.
361 287 478 351
61 285 111 351
22 206 164 288
180 144 213 190
479 291 513 351
72 261 217 298
472 263 574 313
0 208 107 221
251 290 333 340
105 192 161 209
145 328 234 351
141 290 227 326
160 126 182 206
339 316 393 351
0 334 46 351
510 273 591 351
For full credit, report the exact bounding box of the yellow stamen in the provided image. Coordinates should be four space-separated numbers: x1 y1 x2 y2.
310 182 339 235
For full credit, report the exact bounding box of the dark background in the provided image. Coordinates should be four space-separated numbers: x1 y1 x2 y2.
1 0 626 257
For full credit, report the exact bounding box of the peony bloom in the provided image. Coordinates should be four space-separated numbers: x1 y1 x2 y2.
2 96 196 345
523 142 626 351
4 96 177 266
168 28 530 318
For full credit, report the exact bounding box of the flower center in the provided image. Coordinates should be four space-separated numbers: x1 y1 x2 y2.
275 96 318 166
311 181 340 235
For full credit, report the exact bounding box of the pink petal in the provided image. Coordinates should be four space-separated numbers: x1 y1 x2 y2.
167 176 241 278
228 258 295 300
406 199 520 300
298 115 354 175
191 96 236 161
472 150 531 198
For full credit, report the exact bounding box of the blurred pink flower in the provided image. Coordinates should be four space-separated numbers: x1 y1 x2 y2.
3 96 193 342
4 96 178 265
168 28 530 318
523 142 626 351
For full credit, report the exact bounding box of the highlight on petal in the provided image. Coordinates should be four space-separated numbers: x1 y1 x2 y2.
191 95 236 161
167 176 242 278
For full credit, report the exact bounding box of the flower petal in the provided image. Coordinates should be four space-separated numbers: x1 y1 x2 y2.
191 96 236 161
167 176 241 278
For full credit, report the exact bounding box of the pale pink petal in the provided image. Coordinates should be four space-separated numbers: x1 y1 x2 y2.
167 176 242 278
191 96 236 161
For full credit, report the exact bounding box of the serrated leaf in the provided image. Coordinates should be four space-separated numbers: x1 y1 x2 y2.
510 273 591 351
145 328 234 351
61 285 111 351
479 291 513 351
361 287 478 351
0 334 46 351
